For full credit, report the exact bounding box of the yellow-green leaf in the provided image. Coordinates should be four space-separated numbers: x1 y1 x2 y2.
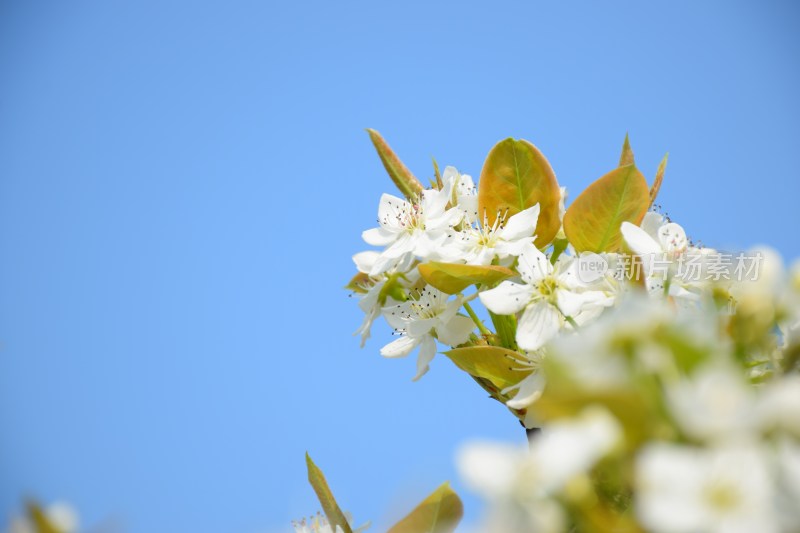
418 262 514 294
477 138 561 248
649 153 668 208
306 453 353 533
367 129 424 199
26 503 61 533
387 482 463 533
444 345 532 392
618 133 635 167
563 164 649 253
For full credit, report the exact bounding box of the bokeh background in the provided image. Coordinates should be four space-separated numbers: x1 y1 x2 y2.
1 1 799 531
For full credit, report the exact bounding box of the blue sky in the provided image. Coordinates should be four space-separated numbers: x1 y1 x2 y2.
1 1 799 531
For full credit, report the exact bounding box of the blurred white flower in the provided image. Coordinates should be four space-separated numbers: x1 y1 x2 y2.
757 374 800 437
636 443 777 533
381 287 474 380
666 363 759 443
457 407 621 532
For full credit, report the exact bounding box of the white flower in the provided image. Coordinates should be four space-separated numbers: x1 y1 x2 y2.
457 439 566 533
479 244 612 351
444 166 479 224
620 214 711 304
292 513 367 533
666 363 759 443
381 287 474 380
456 407 620 533
775 438 800 530
757 374 800 437
362 181 460 276
7 502 79 533
350 251 417 347
635 443 778 533
448 205 541 266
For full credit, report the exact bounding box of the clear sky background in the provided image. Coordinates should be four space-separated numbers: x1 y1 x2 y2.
1 1 799 532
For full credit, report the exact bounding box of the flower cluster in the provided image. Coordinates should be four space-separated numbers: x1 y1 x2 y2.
349 132 756 427
458 272 800 532
315 131 800 533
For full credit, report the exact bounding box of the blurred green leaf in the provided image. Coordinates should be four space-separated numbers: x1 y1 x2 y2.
27 502 61 533
306 453 353 533
387 482 463 533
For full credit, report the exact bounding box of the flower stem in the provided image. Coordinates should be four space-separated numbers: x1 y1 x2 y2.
463 301 492 336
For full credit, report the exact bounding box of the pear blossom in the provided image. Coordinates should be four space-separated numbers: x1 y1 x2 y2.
620 213 712 303
443 166 479 224
292 513 368 533
666 363 760 443
350 250 417 347
447 205 541 266
362 180 460 276
479 243 612 351
635 443 778 533
457 407 621 532
381 287 474 380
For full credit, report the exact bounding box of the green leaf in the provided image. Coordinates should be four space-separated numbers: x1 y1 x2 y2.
306 453 353 533
367 129 424 199
618 133 635 167
418 262 514 294
387 482 463 533
477 138 561 248
563 164 650 253
444 345 531 392
649 153 668 208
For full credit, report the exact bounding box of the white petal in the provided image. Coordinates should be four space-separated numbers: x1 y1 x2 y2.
516 301 561 351
407 317 436 337
420 183 451 217
380 335 420 358
505 371 545 409
378 193 411 230
556 287 611 318
412 335 437 381
479 281 533 315
362 227 396 246
517 243 552 283
640 211 665 239
494 238 530 259
499 204 540 241
352 251 380 273
437 314 475 346
456 442 525 497
620 221 662 256
657 222 688 253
